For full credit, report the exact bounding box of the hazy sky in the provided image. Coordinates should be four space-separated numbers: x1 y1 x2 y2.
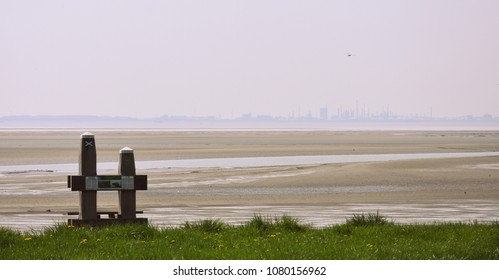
1 0 498 118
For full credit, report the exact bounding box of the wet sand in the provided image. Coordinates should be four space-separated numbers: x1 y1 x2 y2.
1 130 499 230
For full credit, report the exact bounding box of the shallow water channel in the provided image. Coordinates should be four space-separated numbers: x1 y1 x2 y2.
2 151 499 173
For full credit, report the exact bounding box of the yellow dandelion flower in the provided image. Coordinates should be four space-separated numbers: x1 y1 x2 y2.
170 239 176 244
67 225 75 229
80 239 88 245
23 237 32 241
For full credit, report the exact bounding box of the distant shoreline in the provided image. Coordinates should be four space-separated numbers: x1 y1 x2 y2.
2 119 499 131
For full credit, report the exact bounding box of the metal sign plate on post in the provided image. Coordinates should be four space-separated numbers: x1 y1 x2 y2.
85 176 98 190
85 176 133 190
121 176 134 190
68 175 147 191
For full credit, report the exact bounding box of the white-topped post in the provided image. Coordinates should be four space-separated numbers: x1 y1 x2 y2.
119 147 136 219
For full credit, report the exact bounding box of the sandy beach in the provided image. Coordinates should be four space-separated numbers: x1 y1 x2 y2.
1 129 499 230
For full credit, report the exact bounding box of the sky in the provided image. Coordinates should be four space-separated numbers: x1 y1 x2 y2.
1 0 499 119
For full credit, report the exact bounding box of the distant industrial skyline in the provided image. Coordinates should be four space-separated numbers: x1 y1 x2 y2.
2 104 497 123
1 102 497 121
3 107 499 131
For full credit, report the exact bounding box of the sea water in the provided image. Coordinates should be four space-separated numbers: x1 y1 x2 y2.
1 151 499 173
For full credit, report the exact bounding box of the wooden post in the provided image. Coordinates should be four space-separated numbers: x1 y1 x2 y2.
118 147 136 219
79 132 97 220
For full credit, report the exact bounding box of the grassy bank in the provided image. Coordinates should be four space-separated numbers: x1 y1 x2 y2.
1 214 499 260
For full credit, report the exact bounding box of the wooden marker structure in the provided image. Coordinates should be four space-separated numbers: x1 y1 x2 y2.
67 132 147 226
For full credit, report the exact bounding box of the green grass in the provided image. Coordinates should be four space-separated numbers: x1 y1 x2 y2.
1 214 499 260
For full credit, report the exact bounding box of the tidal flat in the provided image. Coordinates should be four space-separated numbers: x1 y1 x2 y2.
1 129 499 230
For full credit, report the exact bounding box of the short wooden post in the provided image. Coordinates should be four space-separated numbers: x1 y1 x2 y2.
79 132 97 220
119 147 136 219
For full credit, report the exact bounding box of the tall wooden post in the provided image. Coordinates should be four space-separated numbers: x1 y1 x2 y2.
79 132 97 220
119 147 136 219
